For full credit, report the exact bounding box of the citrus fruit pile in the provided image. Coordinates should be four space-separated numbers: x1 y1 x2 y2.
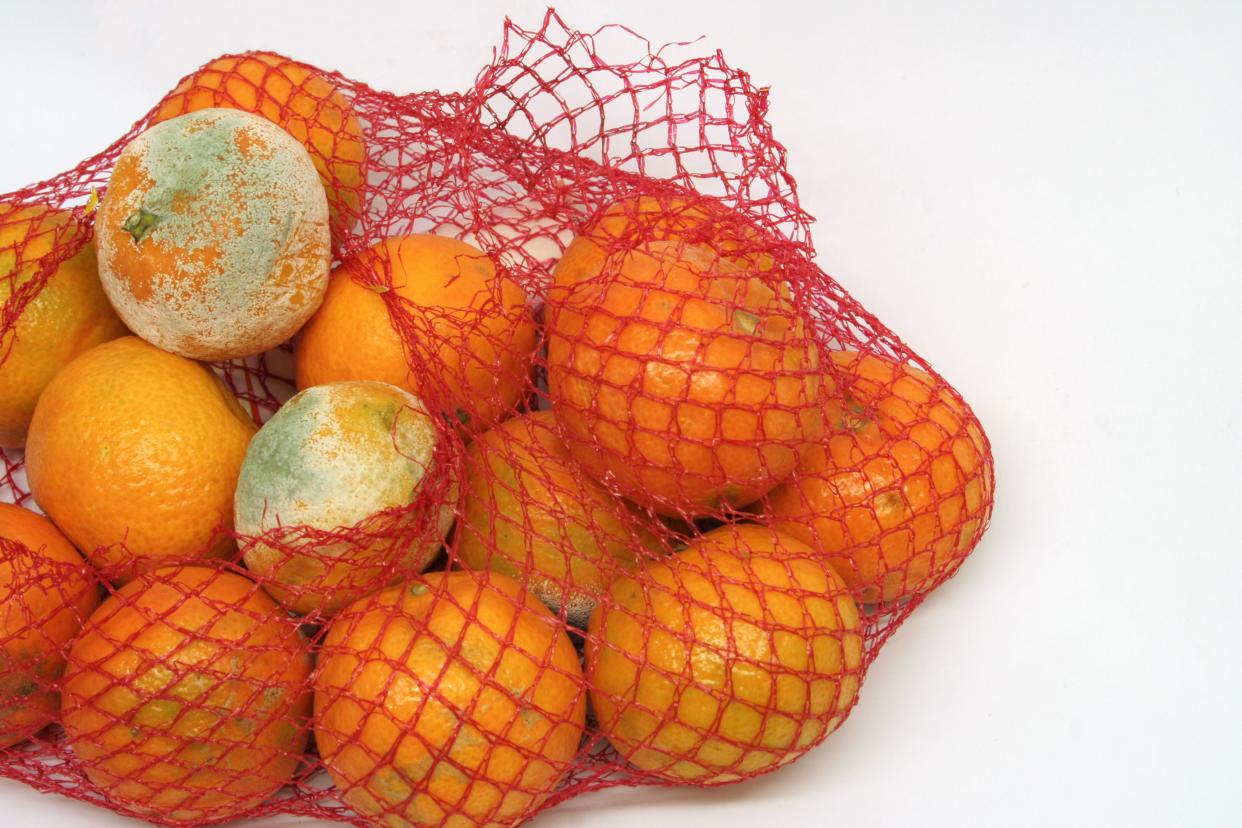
0 13 994 828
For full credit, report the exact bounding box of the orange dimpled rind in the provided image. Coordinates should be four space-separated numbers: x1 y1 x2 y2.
0 504 100 750
0 202 127 448
765 350 994 604
24 336 257 580
59 566 313 823
587 524 863 783
315 570 586 826
294 234 538 425
553 193 778 291
548 239 824 517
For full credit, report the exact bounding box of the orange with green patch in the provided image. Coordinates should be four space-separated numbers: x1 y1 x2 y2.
0 202 127 448
547 240 823 517
765 350 994 603
95 108 330 360
235 381 457 616
59 566 312 823
295 234 538 426
315 570 586 827
0 504 100 749
152 52 367 247
587 524 863 783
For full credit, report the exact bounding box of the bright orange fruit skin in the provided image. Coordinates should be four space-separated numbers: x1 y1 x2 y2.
59 566 312 823
0 504 100 749
587 524 863 783
552 194 774 291
0 202 127 448
294 234 538 425
315 570 586 827
547 240 823 517
766 350 994 603
152 51 367 246
24 336 257 579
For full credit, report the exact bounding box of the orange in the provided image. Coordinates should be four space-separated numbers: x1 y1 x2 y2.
95 108 330 360
60 566 312 823
153 51 367 246
25 336 256 579
552 194 774 291
315 570 586 826
547 239 823 517
0 504 99 749
0 202 127 447
295 234 538 426
236 381 458 616
766 350 994 603
457 410 663 627
587 524 863 783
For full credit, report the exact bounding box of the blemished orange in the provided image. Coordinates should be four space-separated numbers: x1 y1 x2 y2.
24 336 256 579
457 410 663 627
315 571 586 826
95 108 330 360
552 194 774 291
152 51 367 246
294 234 538 425
766 350 994 603
547 240 823 517
587 524 863 783
60 566 312 823
0 203 127 448
0 504 100 749
235 381 458 617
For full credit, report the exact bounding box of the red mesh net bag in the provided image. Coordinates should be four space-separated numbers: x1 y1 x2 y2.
0 10 995 826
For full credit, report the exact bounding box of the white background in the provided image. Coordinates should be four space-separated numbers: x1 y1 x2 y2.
3 1 1240 826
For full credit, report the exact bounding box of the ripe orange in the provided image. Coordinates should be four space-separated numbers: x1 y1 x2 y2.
235 381 458 616
766 350 994 603
552 194 774 291
457 410 663 627
0 202 127 448
24 336 256 579
547 240 823 517
587 524 863 783
0 504 99 749
60 566 312 823
153 51 367 246
315 570 586 826
95 108 330 360
294 234 538 425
